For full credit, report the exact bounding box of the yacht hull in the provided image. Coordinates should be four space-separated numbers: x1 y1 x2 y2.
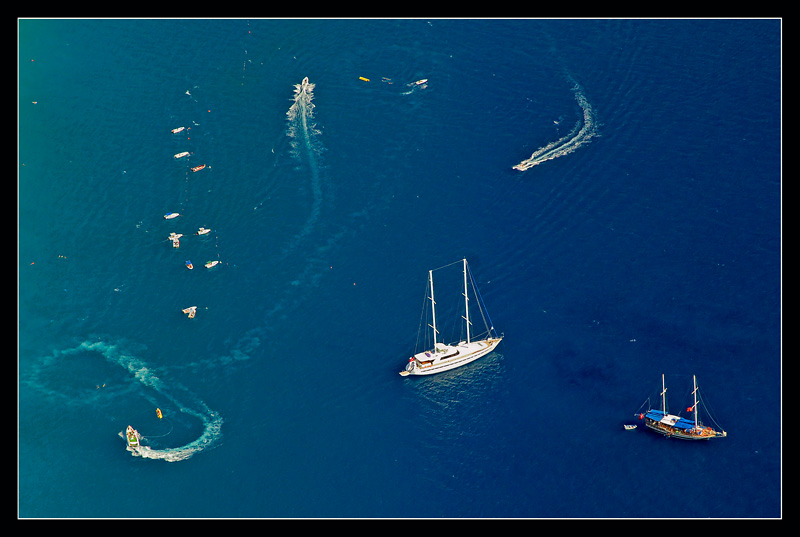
400 337 502 376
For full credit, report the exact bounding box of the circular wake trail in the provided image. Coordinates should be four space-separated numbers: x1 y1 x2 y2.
26 339 223 462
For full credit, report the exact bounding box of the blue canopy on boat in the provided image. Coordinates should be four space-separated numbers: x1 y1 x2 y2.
645 410 696 431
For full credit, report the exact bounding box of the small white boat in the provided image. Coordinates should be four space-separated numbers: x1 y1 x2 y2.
205 260 220 269
182 306 197 318
197 227 211 235
172 126 185 134
169 232 182 249
126 425 140 448
624 424 637 430
174 151 190 159
164 212 180 220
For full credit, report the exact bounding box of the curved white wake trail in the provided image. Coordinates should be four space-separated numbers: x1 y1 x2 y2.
82 340 223 462
286 77 324 240
28 339 223 462
513 84 598 171
128 401 222 462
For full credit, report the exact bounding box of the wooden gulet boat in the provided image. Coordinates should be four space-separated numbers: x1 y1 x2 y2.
640 375 727 440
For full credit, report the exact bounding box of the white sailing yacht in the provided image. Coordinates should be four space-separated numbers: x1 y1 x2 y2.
400 258 503 376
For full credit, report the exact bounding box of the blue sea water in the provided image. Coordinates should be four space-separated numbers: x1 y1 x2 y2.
18 18 781 518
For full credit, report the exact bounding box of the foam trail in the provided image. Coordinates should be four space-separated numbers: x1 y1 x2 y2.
513 83 598 171
27 340 223 462
286 77 324 240
86 339 223 462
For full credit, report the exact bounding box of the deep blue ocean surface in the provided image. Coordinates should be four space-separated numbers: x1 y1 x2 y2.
18 18 781 518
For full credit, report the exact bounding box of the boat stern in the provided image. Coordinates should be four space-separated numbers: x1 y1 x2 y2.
399 358 416 376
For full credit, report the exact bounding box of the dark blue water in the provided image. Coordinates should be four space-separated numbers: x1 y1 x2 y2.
18 18 781 518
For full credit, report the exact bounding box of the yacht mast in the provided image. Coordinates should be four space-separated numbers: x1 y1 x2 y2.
660 374 667 414
462 258 471 343
428 270 438 347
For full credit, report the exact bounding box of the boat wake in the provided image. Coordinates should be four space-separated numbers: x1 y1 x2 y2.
26 339 222 462
513 82 598 171
286 77 324 241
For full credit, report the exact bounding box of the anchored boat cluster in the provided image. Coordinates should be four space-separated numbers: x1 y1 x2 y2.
164 125 223 320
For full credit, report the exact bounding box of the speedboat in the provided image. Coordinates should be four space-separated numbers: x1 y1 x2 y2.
126 425 140 448
205 260 220 269
171 126 185 134
191 164 206 172
174 151 190 159
197 227 211 235
164 212 180 220
185 260 193 270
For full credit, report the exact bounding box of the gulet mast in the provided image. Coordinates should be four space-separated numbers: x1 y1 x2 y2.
691 375 699 430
